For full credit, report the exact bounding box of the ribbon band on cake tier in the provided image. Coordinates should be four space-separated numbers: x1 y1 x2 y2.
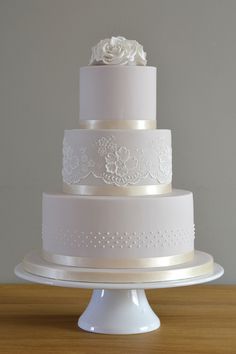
63 183 172 196
78 120 157 130
23 251 214 283
42 250 194 269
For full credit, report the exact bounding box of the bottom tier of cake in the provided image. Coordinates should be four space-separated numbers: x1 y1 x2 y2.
42 189 195 269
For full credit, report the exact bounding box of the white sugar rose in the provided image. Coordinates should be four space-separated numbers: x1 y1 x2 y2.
89 36 147 66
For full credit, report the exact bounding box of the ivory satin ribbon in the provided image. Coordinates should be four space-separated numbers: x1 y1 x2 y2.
78 119 156 130
63 183 172 196
42 250 194 269
23 251 214 283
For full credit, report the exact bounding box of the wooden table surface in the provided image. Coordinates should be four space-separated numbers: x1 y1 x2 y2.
0 284 235 354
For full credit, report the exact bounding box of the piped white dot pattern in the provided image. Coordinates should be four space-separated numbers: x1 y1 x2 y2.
42 225 195 250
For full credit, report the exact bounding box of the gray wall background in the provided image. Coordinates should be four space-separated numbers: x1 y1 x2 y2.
0 0 235 283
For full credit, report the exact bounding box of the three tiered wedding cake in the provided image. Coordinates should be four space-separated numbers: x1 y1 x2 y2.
22 37 214 282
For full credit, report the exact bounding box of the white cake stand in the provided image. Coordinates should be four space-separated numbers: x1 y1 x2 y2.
15 260 223 335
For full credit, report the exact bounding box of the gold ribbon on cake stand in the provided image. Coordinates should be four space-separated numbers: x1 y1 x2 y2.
42 250 194 269
78 120 157 130
63 183 172 196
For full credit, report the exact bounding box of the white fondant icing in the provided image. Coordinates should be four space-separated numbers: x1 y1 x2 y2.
79 66 156 121
89 37 147 66
62 129 172 187
42 190 195 260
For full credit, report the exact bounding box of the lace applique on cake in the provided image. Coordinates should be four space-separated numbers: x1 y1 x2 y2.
62 139 95 183
62 136 172 186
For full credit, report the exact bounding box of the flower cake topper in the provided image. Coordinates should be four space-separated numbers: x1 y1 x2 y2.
89 36 147 66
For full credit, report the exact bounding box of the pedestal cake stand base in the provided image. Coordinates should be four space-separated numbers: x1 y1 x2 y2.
15 261 223 334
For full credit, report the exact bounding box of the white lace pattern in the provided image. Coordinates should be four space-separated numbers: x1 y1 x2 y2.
62 135 172 187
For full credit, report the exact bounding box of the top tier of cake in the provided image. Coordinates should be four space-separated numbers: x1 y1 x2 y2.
79 36 156 122
80 66 156 121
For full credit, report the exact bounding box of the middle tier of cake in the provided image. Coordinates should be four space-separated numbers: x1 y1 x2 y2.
42 190 195 268
62 129 172 196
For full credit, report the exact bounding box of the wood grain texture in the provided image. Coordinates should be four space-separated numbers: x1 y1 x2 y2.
0 284 235 354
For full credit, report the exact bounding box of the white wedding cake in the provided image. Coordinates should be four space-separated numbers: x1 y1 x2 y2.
22 37 215 282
